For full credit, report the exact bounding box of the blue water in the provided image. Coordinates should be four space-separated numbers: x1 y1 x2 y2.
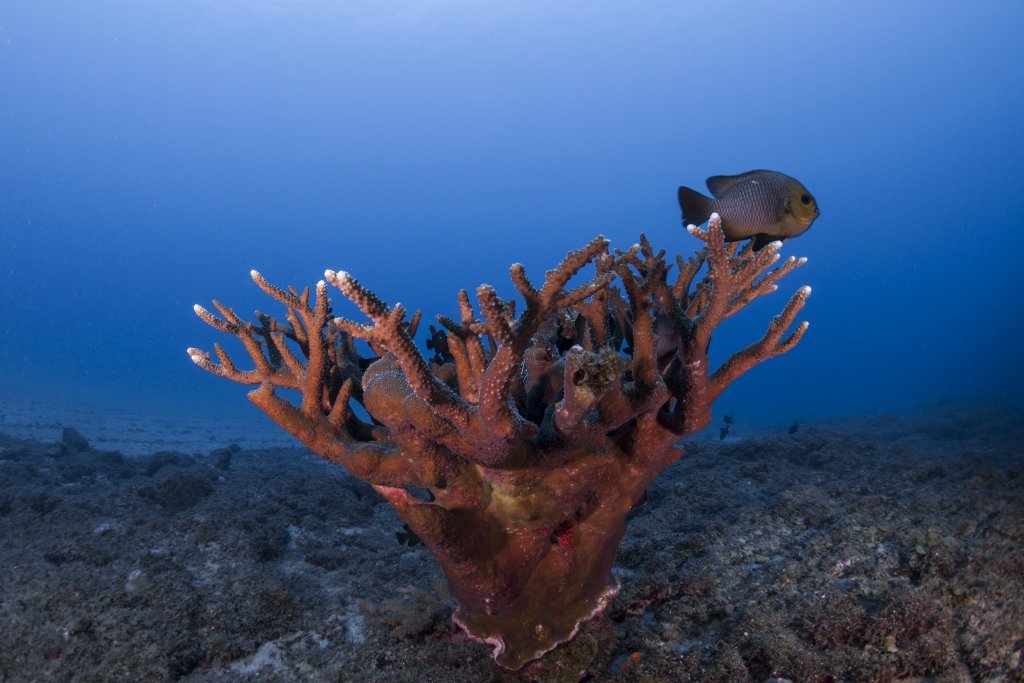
2 2 1022 427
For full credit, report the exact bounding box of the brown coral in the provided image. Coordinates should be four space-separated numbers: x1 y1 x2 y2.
188 215 810 670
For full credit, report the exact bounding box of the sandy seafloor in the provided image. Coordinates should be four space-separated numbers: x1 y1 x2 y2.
1 397 1021 683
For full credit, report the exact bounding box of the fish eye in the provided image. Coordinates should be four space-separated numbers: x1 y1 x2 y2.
800 194 812 205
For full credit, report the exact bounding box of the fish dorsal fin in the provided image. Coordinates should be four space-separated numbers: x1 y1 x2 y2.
705 170 774 198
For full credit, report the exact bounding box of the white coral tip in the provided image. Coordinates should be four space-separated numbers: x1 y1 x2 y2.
798 257 808 264
800 285 812 296
686 225 698 235
709 212 720 221
187 348 203 361
317 279 326 289
770 240 783 250
193 304 204 314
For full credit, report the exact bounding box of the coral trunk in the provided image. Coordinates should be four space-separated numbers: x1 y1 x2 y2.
440 453 638 668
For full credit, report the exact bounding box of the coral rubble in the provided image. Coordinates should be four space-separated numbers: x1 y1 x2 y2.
189 215 809 670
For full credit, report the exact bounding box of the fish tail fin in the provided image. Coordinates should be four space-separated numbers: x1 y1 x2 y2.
677 186 714 227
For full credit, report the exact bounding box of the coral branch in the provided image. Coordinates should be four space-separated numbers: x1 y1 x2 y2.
248 382 421 486
709 286 811 400
325 270 470 426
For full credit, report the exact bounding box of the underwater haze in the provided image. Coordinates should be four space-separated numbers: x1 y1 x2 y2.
2 0 1023 425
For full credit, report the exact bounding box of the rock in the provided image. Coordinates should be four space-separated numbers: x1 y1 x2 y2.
125 568 151 595
140 471 214 512
92 521 116 535
61 427 90 452
144 451 190 476
211 447 234 470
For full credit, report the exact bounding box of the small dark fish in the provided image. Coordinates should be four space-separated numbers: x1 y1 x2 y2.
719 414 734 440
395 523 422 547
788 422 800 435
678 170 820 250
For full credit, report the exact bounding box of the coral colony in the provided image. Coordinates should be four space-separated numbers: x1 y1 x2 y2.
189 215 811 670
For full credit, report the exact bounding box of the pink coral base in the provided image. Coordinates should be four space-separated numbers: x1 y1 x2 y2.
451 574 621 671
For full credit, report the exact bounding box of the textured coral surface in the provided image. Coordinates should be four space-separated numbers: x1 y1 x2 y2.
188 218 810 668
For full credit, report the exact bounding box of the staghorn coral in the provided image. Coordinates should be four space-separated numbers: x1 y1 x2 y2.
188 215 810 670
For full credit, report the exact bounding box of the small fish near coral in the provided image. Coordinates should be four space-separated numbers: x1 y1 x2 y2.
678 169 820 251
719 414 734 441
